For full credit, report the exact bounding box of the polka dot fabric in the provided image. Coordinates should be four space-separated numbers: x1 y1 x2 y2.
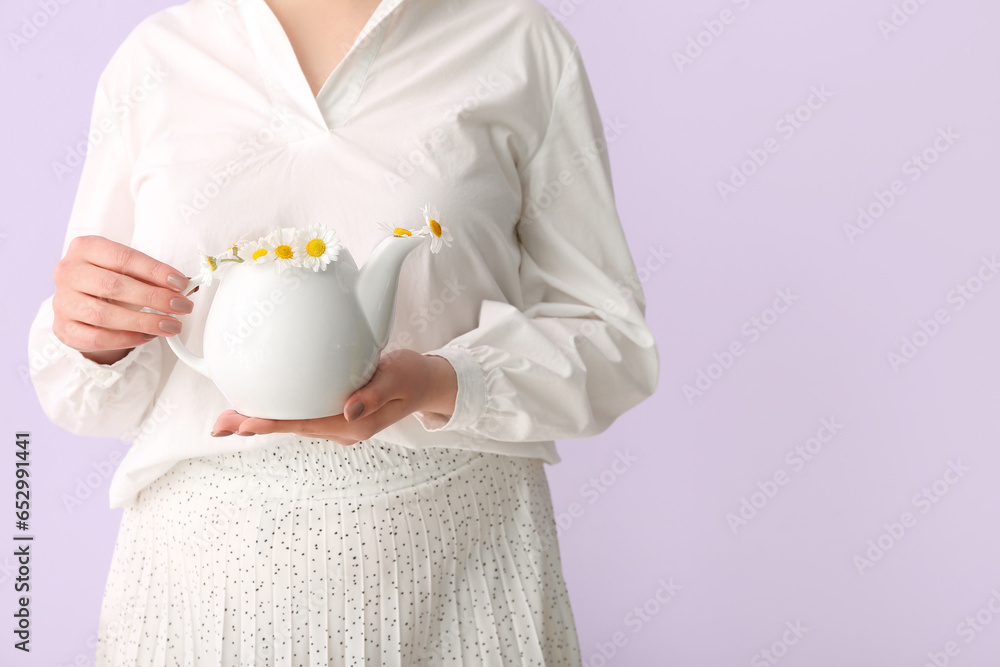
95 438 583 666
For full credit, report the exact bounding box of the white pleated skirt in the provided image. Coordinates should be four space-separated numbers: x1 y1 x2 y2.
95 438 583 666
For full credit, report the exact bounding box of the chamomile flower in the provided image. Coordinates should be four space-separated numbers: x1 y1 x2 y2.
194 247 220 288
214 242 246 266
239 237 273 264
416 203 453 253
266 227 303 273
376 220 415 237
299 224 341 272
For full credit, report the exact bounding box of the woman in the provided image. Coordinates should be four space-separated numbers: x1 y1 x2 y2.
28 0 659 664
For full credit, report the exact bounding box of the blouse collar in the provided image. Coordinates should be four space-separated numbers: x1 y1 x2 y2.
239 0 405 135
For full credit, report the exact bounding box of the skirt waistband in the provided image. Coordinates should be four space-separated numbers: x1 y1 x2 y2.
185 437 483 500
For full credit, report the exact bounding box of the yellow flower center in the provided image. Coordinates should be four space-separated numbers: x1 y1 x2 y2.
275 244 294 260
429 219 442 237
205 255 217 272
252 248 268 261
393 227 412 237
306 238 326 257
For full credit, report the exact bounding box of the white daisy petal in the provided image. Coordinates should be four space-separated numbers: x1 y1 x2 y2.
269 227 303 272
299 224 342 272
239 237 274 264
415 204 451 252
377 220 417 238
194 247 219 287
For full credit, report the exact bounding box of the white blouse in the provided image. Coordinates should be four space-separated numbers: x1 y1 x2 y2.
27 0 659 509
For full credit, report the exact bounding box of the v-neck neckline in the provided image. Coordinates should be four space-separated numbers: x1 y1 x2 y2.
242 0 404 136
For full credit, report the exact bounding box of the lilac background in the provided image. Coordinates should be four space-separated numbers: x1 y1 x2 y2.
4 0 1000 665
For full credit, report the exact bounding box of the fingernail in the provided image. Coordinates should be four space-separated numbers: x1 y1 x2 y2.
235 431 253 437
170 297 194 314
159 319 182 334
345 402 365 422
211 430 233 437
167 273 189 291
141 333 157 340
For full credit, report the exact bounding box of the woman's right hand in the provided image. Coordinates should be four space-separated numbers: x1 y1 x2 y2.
52 235 194 365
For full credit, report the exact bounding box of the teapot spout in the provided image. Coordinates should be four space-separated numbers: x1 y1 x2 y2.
355 235 426 349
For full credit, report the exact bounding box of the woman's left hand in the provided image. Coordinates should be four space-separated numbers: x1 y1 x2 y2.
210 349 458 444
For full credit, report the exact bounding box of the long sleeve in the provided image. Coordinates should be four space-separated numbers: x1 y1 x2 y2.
414 42 659 442
27 62 164 439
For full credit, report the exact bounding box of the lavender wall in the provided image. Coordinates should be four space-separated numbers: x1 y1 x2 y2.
4 0 1000 665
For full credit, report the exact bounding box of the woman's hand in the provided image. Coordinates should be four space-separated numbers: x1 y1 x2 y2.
210 349 459 444
52 235 193 364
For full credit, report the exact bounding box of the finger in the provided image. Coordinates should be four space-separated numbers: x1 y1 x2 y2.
67 291 182 336
343 372 396 423
236 415 346 436
70 235 189 292
329 398 410 442
72 263 194 315
54 319 157 353
212 410 246 434
300 433 358 446
353 398 411 437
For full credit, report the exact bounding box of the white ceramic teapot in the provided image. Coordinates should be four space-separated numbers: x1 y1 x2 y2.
166 233 426 419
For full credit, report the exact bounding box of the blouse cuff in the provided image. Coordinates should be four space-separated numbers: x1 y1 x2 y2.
413 344 486 432
50 336 151 389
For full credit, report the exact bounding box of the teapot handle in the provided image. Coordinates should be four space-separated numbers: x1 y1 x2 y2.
165 330 211 378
